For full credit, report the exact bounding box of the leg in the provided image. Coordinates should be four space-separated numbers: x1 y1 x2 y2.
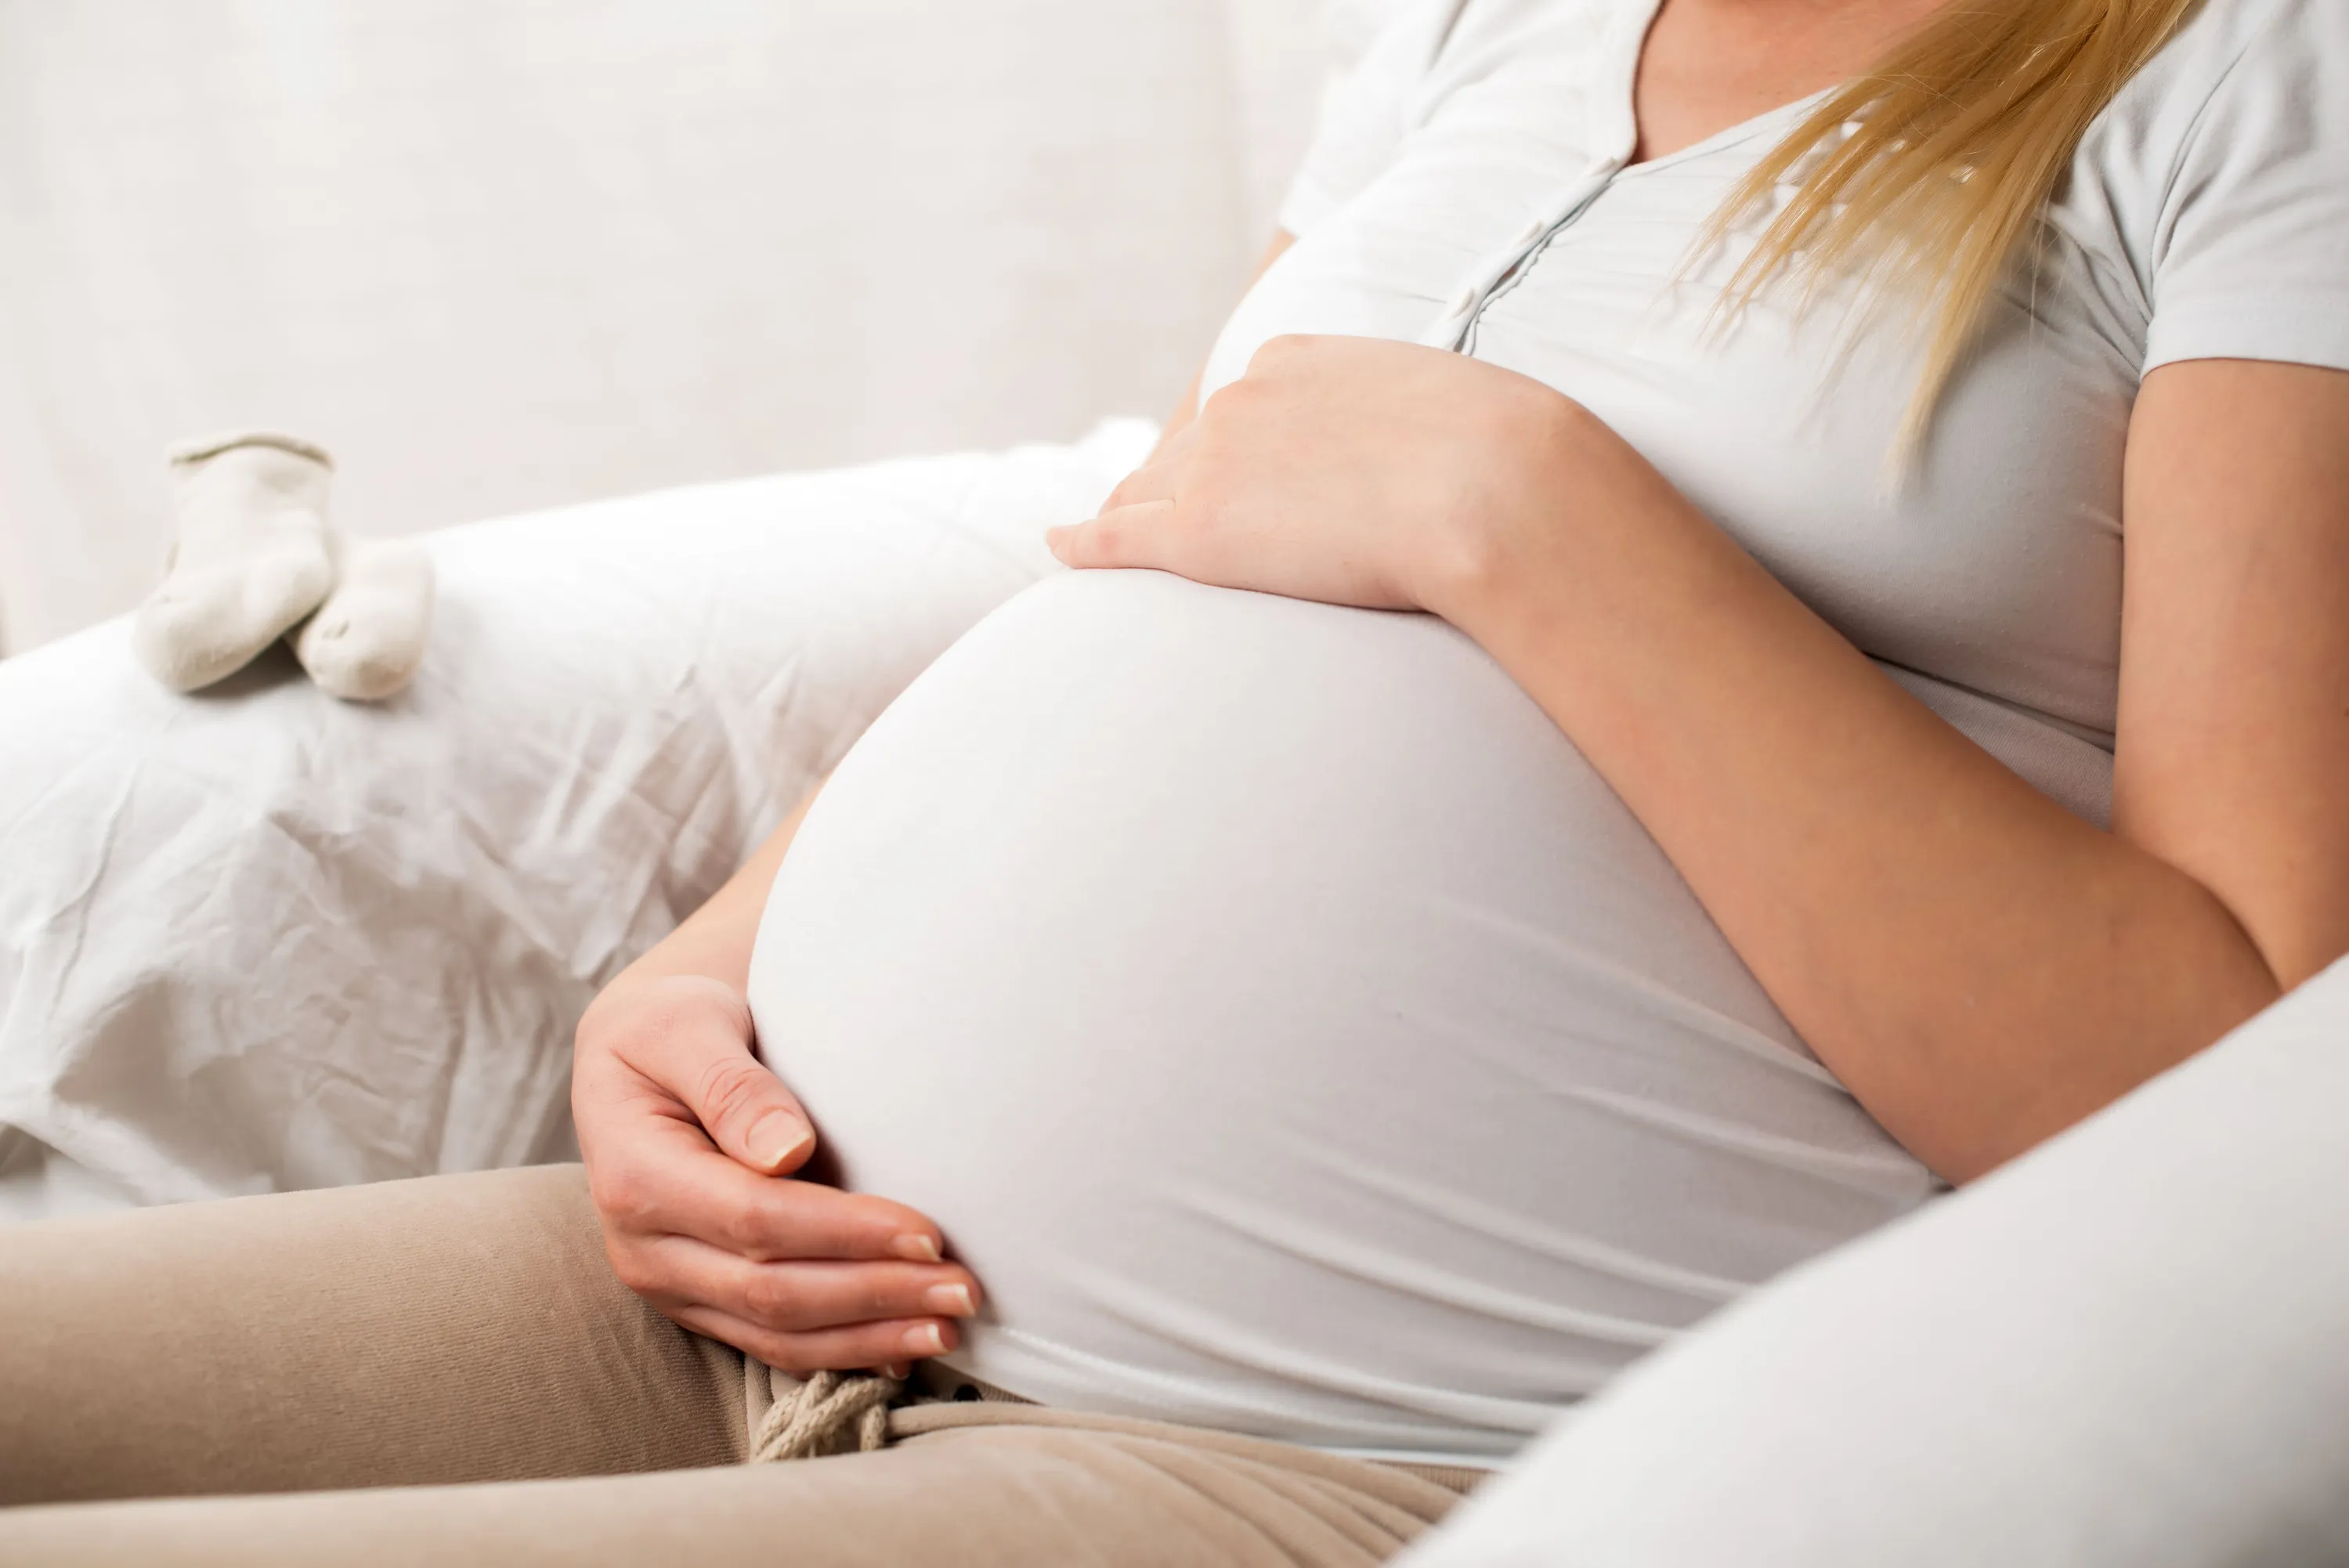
0 1164 743 1505
0 1404 1469 1567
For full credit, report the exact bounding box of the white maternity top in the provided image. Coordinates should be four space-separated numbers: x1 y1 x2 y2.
749 0 2349 1462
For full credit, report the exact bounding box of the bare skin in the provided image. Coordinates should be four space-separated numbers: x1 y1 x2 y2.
1631 0 1947 160
577 0 2349 1373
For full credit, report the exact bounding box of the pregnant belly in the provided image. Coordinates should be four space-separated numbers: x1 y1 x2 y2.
746 569 1935 1458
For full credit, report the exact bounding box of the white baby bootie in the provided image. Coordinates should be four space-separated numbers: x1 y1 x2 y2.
136 431 435 701
292 530 435 702
136 432 337 692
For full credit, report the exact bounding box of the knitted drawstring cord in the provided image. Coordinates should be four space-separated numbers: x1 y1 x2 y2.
748 1371 905 1463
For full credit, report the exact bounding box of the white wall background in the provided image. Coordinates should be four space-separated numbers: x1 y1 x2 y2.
0 0 1331 654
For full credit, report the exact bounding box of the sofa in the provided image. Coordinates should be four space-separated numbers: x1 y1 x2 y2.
3 4 2344 1563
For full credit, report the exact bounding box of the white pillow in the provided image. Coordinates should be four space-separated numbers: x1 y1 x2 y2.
0 422 1153 1219
1402 957 2349 1568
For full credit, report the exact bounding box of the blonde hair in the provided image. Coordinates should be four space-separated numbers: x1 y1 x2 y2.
1708 0 2200 453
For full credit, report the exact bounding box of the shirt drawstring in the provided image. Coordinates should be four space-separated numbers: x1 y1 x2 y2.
748 1371 903 1463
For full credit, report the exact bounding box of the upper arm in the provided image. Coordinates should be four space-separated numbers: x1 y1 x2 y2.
2113 359 2349 988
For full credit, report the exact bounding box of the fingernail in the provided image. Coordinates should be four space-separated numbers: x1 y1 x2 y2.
903 1323 947 1356
924 1283 976 1317
891 1234 941 1263
748 1111 811 1170
882 1362 912 1379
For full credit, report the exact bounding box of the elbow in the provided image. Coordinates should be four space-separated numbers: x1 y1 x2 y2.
1931 956 2286 1187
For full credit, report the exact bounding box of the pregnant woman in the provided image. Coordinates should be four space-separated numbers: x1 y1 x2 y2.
3 0 2344 1560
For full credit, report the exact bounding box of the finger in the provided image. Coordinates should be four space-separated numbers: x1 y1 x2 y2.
1047 500 1176 571
615 984 816 1176
592 1120 950 1264
641 1234 983 1332
667 1303 963 1376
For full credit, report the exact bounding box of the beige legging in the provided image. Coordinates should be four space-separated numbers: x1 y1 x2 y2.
0 1165 1470 1566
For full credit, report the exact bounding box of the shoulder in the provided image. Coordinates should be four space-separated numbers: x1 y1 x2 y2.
1324 0 1619 123
1422 0 1619 101
2079 0 2347 209
2065 0 2349 375
1280 0 1613 237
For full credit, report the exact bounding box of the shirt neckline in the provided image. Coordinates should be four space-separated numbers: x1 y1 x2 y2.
1589 0 1840 177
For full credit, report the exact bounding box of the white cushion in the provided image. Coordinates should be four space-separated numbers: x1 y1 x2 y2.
0 422 1152 1219
1401 958 2349 1568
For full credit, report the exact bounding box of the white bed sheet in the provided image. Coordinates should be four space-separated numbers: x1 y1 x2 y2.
0 420 1155 1222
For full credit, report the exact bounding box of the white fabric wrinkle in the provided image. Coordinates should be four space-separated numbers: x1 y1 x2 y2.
1307 1147 1749 1305
1068 1266 1581 1447
965 1322 1412 1438
1378 1003 1927 1190
1428 891 1841 1084
1168 1183 1680 1349
1538 1080 1933 1187
0 761 140 1039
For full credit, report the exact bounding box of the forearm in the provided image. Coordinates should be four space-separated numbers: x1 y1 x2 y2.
602 782 825 999
1430 410 2280 1183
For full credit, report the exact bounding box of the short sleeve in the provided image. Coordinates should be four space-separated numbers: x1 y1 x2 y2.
1276 0 1463 238
2143 0 2349 374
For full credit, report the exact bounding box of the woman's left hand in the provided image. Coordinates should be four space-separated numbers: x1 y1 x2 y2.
1046 335 1591 612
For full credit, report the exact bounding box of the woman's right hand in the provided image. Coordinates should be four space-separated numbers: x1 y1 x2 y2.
572 972 981 1374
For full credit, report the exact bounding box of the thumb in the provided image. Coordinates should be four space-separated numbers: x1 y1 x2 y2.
632 980 818 1175
703 1057 819 1177
1046 499 1176 571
